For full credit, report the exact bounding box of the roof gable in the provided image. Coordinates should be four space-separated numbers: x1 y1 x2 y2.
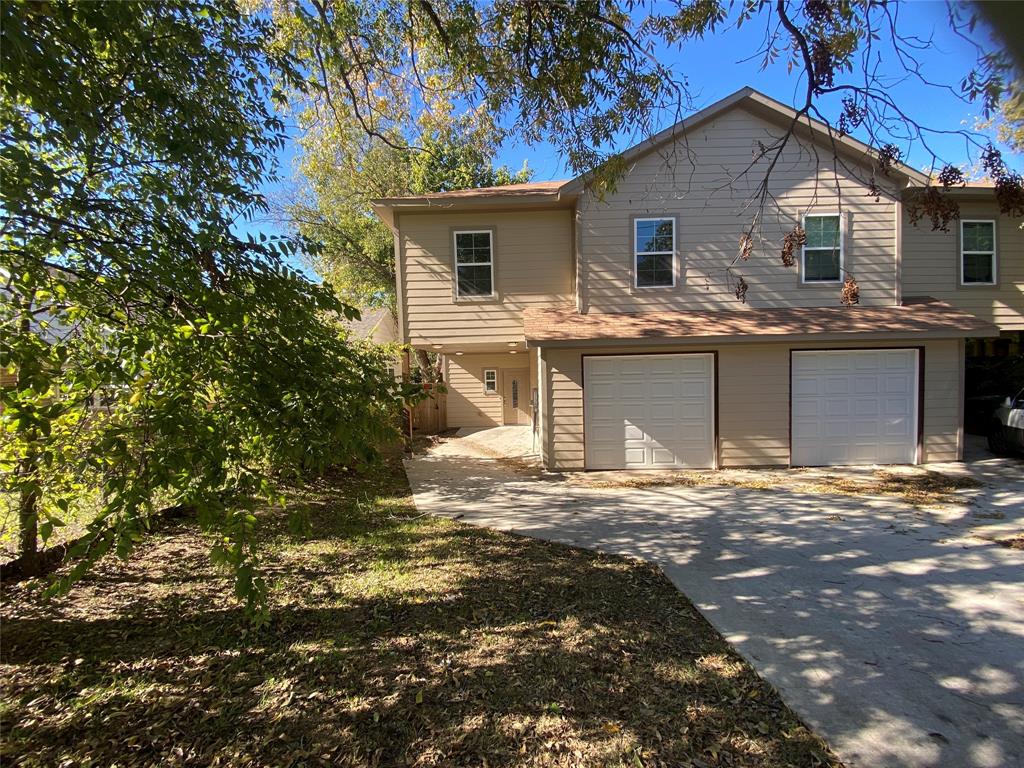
562 87 930 193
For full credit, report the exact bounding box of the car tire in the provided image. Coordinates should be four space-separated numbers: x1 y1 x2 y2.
988 422 1008 455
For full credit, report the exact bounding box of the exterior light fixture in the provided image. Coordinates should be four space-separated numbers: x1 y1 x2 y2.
455 351 464 356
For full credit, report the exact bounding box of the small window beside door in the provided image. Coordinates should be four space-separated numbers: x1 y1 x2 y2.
802 214 842 283
454 230 494 298
483 369 497 394
961 220 996 285
634 217 675 288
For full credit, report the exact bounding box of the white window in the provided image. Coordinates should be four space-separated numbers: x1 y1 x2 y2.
483 369 497 394
454 230 494 297
634 217 675 288
802 213 843 283
961 220 996 285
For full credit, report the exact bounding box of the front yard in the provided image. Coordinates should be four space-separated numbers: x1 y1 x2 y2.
0 456 839 767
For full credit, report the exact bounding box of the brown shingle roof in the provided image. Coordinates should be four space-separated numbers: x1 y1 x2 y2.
524 300 998 345
374 180 568 204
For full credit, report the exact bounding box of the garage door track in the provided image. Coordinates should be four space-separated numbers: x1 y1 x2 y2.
404 433 1024 768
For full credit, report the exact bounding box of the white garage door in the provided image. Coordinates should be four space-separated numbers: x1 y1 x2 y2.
584 354 714 469
791 349 918 466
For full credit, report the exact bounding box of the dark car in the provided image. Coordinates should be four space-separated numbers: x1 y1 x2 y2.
988 386 1024 454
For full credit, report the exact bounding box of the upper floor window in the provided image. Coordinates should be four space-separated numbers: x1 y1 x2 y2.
454 230 494 297
961 220 996 285
634 217 675 288
802 213 842 283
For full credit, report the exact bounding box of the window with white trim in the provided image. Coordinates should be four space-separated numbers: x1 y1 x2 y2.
483 369 497 394
961 220 996 284
454 230 494 297
801 213 843 282
633 217 675 288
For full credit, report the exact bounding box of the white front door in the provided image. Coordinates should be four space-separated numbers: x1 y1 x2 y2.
791 349 918 466
584 354 715 470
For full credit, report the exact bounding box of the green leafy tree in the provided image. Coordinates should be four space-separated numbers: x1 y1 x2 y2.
279 66 531 311
1 0 404 617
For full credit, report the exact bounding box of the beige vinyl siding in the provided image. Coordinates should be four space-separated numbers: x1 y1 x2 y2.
922 338 963 461
578 107 900 312
542 338 962 470
400 209 573 347
444 352 537 428
901 202 1024 330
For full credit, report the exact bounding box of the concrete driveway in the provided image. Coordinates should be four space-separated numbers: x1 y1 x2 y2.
404 430 1024 768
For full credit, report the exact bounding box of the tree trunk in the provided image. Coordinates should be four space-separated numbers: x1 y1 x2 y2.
16 447 40 577
14 293 41 576
415 348 439 383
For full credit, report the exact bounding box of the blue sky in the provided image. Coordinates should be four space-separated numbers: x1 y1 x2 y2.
247 0 1017 261
487 0 1016 182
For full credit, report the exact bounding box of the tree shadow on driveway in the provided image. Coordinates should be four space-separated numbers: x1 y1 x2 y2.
404 452 1024 768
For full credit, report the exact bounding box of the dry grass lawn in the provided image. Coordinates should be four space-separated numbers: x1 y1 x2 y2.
1 457 840 767
573 468 979 509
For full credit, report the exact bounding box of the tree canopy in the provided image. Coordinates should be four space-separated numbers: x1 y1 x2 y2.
1 0 405 617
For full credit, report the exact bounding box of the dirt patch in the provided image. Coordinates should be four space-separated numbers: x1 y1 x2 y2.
993 533 1024 550
573 468 979 509
1 457 840 768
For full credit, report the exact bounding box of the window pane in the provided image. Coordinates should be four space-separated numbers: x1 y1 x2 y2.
455 232 492 264
962 252 994 283
636 252 673 287
457 264 493 296
962 221 994 253
805 216 840 249
804 248 840 281
635 219 673 253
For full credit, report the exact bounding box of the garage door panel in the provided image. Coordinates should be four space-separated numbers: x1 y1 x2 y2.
792 399 820 418
623 422 645 441
853 377 879 394
623 447 647 466
824 377 850 395
585 354 714 470
792 349 917 467
853 398 879 417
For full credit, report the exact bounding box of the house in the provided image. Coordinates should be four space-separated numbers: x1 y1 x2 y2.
371 87 1021 470
344 306 399 347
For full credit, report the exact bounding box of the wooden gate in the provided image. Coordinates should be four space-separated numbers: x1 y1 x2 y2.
410 388 447 434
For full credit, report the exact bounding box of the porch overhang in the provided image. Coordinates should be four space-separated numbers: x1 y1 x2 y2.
523 299 1000 349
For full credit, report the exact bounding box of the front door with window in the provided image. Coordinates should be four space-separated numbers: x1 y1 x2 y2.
501 369 531 425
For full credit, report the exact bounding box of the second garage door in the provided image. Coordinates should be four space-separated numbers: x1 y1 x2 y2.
791 349 919 466
584 354 715 470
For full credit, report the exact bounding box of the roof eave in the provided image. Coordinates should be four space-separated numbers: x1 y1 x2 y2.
903 185 999 200
526 325 999 348
370 189 577 232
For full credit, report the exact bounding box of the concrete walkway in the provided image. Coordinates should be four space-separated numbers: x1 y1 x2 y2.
404 432 1024 768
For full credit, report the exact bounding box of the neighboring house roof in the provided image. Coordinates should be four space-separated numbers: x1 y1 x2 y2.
370 86 937 229
345 307 398 345
523 300 998 346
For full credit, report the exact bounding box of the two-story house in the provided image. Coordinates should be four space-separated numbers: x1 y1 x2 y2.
372 87 1022 471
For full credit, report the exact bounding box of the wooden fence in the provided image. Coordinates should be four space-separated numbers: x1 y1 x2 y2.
410 388 447 435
